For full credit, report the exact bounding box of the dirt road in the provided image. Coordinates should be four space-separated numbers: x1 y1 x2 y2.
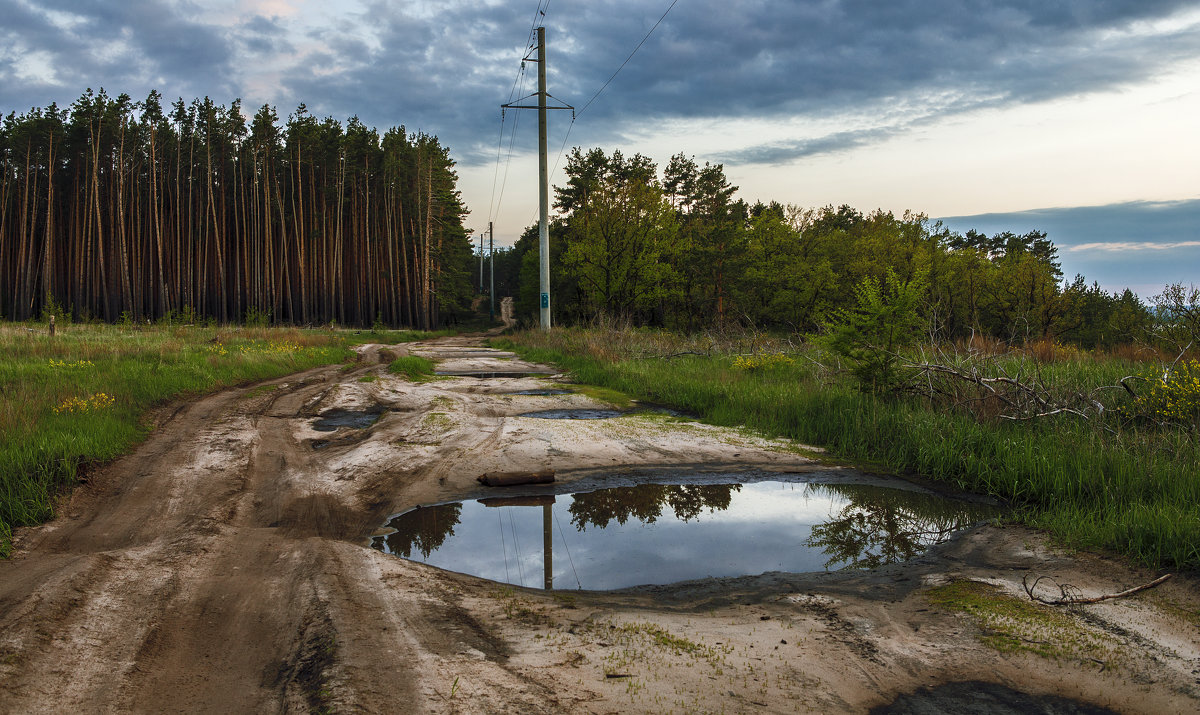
1 335 1197 713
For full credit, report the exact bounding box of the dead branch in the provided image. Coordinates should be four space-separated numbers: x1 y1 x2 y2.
903 356 1131 426
1022 573 1173 605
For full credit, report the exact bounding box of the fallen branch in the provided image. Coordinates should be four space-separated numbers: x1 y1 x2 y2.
1022 573 1172 605
636 350 709 360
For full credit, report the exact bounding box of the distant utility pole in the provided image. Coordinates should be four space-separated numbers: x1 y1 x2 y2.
502 26 573 330
479 233 484 291
489 221 495 320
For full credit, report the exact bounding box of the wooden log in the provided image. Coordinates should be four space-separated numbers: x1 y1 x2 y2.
476 469 555 487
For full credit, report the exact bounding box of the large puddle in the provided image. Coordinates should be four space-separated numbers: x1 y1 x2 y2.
371 475 999 590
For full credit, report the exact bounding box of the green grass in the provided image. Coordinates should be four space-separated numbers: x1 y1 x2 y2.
496 327 1200 571
926 580 1123 663
0 321 447 556
387 355 437 380
341 327 456 346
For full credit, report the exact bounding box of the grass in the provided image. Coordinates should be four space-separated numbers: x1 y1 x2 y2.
495 327 1200 571
926 580 1123 664
387 355 436 380
0 321 445 556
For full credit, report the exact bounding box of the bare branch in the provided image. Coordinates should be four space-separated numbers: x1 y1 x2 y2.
1023 573 1173 605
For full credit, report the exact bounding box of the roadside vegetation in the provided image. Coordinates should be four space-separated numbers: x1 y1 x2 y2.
497 326 1199 571
483 144 1198 572
387 354 437 380
0 321 441 556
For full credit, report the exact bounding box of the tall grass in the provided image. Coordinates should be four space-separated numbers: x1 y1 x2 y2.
498 328 1200 571
0 322 444 556
387 355 437 380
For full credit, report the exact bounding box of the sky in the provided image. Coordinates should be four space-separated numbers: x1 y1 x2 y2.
2 0 1197 297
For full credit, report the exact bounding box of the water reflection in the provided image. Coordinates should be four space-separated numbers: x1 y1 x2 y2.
806 484 989 569
372 479 997 590
569 483 740 529
380 503 462 559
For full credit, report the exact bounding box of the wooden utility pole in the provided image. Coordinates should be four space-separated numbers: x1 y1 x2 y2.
489 221 495 320
502 26 572 330
536 26 550 329
543 502 553 590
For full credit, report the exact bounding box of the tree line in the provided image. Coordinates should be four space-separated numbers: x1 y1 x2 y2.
1 89 475 328
494 147 1162 348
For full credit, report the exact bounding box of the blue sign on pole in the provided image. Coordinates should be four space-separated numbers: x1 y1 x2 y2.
541 292 549 309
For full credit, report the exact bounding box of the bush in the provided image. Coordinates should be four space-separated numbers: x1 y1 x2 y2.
821 268 928 393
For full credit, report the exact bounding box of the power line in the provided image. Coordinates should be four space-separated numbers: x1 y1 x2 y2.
577 0 680 118
525 0 683 229
498 0 681 233
490 0 551 226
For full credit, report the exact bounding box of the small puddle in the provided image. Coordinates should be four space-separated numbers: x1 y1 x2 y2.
518 409 623 420
312 407 384 432
872 681 1118 714
507 389 574 396
434 371 554 379
371 477 999 590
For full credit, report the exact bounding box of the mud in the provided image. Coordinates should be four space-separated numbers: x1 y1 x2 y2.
1 334 1196 714
517 408 624 419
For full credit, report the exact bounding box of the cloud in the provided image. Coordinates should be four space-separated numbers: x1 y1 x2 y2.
0 0 236 105
938 199 1200 296
1067 241 1200 252
2 0 1199 168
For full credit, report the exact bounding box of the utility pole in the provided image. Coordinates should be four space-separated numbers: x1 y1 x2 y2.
502 26 572 330
479 233 484 291
543 503 553 590
536 26 550 329
489 221 495 320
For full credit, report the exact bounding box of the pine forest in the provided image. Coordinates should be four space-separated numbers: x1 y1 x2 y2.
0 89 475 328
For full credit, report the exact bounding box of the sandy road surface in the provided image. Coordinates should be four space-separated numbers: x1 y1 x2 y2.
1 335 1197 713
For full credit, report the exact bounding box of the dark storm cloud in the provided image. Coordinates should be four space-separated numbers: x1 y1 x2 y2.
2 0 1198 166
0 0 235 108
281 0 1200 165
237 15 293 56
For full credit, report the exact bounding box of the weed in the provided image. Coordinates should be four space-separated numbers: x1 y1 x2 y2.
0 322 357 552
387 355 436 381
500 327 1200 570
927 580 1123 665
552 592 577 608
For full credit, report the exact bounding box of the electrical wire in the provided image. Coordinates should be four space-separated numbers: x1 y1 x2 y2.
553 507 583 590
498 510 512 584
508 509 527 588
577 0 681 118
525 0 683 228
498 0 681 231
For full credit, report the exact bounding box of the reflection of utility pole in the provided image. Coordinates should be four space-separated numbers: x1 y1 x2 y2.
543 503 553 590
501 26 573 331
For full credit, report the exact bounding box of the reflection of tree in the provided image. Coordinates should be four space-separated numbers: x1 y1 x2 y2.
569 483 740 530
381 504 463 558
805 484 995 569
